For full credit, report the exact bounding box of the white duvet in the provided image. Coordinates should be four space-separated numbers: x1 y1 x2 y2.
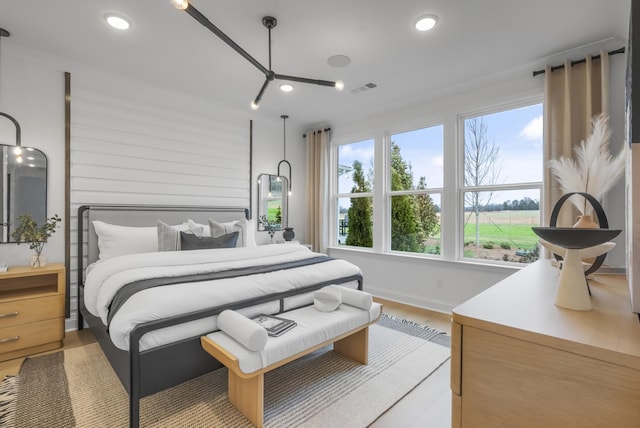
84 244 362 351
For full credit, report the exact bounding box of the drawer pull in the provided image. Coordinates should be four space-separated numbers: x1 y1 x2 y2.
0 311 19 319
0 336 19 344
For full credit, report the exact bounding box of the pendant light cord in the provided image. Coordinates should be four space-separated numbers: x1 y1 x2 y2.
0 29 4 102
282 115 287 160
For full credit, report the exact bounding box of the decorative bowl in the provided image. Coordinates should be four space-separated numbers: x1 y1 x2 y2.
531 227 621 249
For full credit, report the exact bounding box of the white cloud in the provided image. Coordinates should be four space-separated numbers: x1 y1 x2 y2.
432 156 443 167
520 115 543 141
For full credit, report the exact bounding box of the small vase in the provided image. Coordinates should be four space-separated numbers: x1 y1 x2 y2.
29 253 48 268
283 227 295 241
572 215 598 265
573 215 599 229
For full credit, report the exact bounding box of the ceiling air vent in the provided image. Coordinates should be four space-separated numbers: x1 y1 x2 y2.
349 82 378 94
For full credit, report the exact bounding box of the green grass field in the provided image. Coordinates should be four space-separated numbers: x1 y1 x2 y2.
462 210 540 250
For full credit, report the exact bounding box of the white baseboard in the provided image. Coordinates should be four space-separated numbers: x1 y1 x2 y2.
366 286 455 314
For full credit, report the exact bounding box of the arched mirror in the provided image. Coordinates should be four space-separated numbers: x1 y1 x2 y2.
257 173 288 230
0 145 47 242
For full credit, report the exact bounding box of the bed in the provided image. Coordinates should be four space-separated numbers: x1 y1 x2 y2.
76 205 363 428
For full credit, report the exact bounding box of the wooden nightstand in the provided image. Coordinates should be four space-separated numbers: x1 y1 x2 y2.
0 263 66 362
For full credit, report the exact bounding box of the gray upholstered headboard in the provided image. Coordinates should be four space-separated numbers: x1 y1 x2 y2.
77 205 249 286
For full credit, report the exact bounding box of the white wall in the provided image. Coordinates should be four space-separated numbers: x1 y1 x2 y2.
328 51 629 313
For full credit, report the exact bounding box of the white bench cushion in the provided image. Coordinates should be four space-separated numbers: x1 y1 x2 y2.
205 302 382 374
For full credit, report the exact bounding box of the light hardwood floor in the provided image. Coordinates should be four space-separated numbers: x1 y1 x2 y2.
371 297 452 428
0 299 453 427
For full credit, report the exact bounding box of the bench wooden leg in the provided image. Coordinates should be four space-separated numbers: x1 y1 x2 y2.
334 326 369 364
228 371 264 428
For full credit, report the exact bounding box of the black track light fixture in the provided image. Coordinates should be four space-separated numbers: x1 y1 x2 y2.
170 1 344 110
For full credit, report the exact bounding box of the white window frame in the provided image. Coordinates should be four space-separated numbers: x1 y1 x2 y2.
385 124 444 257
457 97 544 264
332 138 376 250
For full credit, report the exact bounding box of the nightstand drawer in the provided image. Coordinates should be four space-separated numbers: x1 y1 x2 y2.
0 294 65 329
0 318 64 354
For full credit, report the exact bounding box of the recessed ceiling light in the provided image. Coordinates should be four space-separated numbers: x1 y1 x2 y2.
327 55 351 68
279 84 294 92
170 0 189 10
104 13 131 30
415 14 438 32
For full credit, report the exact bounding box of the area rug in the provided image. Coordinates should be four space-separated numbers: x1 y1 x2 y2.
0 314 450 428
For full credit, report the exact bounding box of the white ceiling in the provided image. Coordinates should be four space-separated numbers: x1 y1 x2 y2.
0 0 631 130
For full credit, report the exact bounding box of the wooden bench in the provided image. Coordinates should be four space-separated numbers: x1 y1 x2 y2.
201 302 382 427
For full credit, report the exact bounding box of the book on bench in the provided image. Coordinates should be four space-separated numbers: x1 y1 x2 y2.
251 314 297 337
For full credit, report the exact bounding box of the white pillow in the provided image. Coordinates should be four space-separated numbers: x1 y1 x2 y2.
93 221 158 260
187 219 211 237
217 310 268 351
327 285 373 310
245 218 257 247
314 287 342 312
209 218 255 248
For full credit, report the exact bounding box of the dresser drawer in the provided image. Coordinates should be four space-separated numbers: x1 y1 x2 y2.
0 294 65 329
0 318 64 355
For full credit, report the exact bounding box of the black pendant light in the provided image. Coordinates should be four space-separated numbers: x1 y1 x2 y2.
277 115 292 195
0 28 22 148
170 1 344 109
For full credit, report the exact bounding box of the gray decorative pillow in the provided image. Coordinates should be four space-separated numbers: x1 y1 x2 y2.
209 219 247 247
179 231 239 250
157 221 182 252
158 220 207 251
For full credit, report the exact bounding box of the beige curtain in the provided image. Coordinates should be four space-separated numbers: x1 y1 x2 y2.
306 129 330 253
543 50 610 226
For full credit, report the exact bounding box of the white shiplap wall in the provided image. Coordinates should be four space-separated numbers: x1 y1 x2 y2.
68 82 250 327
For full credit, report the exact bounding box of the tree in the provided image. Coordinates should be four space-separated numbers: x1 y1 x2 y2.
464 117 501 247
416 177 439 238
346 144 439 252
345 160 373 247
390 143 423 252
275 205 282 225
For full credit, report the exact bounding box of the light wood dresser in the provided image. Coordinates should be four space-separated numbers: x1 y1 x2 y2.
0 263 66 361
451 260 640 427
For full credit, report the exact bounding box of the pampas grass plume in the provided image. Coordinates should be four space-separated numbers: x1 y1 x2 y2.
548 114 626 215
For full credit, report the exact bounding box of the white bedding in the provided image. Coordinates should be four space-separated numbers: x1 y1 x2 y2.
83 244 362 351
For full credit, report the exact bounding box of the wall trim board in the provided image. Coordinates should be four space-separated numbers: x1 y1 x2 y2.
65 71 70 318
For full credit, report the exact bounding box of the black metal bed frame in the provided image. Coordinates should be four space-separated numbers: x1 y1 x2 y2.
76 204 363 428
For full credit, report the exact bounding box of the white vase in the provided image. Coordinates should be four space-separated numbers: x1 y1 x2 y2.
29 253 48 268
573 215 598 265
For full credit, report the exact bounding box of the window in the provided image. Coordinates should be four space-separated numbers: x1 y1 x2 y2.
336 139 374 248
388 125 443 255
462 103 543 263
330 98 543 267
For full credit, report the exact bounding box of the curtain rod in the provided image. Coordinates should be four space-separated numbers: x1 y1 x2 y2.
302 127 331 138
532 46 625 77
